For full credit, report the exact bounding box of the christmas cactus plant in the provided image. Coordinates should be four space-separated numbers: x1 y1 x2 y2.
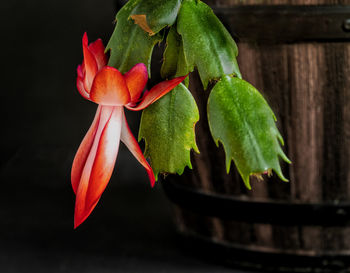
72 0 290 228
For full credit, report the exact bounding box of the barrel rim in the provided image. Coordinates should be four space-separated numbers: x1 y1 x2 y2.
162 179 350 226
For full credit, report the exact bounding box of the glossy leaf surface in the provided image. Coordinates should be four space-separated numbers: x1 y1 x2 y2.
139 83 199 180
177 0 241 89
207 76 290 189
106 0 162 74
130 0 181 35
161 27 191 87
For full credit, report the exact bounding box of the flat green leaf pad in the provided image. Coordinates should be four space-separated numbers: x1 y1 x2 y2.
177 0 241 89
106 0 162 74
130 0 181 35
139 83 199 180
208 76 290 189
161 27 191 86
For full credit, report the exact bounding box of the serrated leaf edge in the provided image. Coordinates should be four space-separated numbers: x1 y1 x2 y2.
208 76 290 189
138 86 200 181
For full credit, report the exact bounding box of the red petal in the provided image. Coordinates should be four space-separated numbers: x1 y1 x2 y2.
88 39 107 70
124 63 148 104
90 67 131 106
74 106 123 228
120 110 155 187
82 33 98 91
77 71 90 100
85 107 122 207
71 106 101 194
126 75 187 111
77 64 84 78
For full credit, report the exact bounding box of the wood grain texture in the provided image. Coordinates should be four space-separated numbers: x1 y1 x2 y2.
167 0 350 267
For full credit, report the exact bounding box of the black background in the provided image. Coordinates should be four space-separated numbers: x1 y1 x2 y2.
0 0 248 272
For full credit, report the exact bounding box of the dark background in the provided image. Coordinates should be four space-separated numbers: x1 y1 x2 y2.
0 1 246 272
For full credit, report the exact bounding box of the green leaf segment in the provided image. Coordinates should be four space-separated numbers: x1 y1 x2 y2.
177 0 241 89
106 0 290 188
161 27 190 84
130 0 181 35
106 0 162 74
208 76 291 189
139 84 199 180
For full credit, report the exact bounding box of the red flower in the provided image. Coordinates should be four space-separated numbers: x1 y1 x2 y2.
72 33 186 228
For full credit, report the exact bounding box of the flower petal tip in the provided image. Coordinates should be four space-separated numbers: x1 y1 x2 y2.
148 172 156 188
74 212 85 229
73 221 80 230
74 216 86 229
82 32 88 46
74 203 96 230
73 204 94 229
134 63 147 72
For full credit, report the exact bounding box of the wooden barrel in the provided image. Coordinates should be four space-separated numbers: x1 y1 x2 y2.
163 0 350 271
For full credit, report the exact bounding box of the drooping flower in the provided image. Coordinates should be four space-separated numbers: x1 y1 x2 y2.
72 33 187 228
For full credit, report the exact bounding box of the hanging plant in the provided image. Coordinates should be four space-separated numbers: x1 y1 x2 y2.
71 0 290 228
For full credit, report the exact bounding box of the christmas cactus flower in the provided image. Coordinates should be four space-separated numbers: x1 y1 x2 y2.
72 33 186 228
